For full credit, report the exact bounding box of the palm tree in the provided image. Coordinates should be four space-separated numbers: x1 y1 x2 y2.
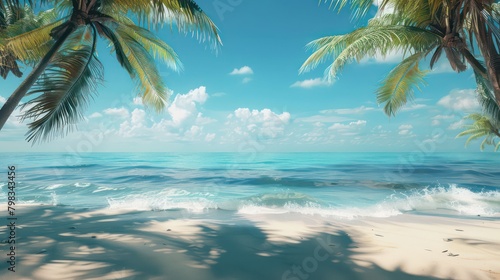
302 0 495 115
456 113 500 151
1 2 38 78
302 0 500 150
1 1 58 78
456 69 500 150
0 0 221 143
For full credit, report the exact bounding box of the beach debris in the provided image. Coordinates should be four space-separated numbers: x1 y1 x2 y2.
91 236 97 239
375 234 384 237
447 253 459 257
443 238 453 242
425 249 431 251
455 229 464 232
166 229 172 232
442 250 448 253
37 249 47 254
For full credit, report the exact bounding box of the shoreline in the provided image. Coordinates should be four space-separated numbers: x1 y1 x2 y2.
1 205 499 279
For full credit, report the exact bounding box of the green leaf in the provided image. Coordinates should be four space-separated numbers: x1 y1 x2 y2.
376 52 428 116
20 26 104 143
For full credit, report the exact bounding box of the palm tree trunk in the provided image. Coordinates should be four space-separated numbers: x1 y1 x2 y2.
0 23 76 131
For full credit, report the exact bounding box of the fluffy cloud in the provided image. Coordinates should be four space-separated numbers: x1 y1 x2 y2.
92 86 215 142
398 124 413 135
118 109 146 137
168 86 208 126
0 96 6 105
205 133 216 142
291 78 333 89
431 114 455 126
104 107 129 119
230 66 253 75
88 112 102 119
242 77 252 84
328 120 367 136
448 120 465 130
133 97 143 105
437 89 480 112
226 108 291 139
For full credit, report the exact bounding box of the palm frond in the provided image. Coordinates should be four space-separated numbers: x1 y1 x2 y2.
376 52 428 116
93 21 134 74
122 23 182 72
109 22 170 112
4 9 64 64
100 0 222 48
301 24 440 79
474 69 500 122
457 113 500 151
20 26 104 143
322 0 379 19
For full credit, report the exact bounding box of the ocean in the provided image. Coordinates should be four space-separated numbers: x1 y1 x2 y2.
1 152 499 219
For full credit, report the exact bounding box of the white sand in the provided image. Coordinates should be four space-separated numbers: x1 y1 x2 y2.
1 205 499 280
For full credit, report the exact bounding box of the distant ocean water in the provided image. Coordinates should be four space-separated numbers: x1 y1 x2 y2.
1 152 499 219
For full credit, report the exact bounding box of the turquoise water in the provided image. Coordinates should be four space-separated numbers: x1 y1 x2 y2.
1 152 499 219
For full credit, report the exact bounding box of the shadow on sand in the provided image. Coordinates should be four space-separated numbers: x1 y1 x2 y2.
0 206 463 279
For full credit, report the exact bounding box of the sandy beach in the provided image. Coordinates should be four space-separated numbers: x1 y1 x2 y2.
1 206 499 280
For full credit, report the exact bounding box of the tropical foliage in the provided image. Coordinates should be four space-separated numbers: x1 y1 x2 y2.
456 113 500 150
0 0 220 143
302 0 500 150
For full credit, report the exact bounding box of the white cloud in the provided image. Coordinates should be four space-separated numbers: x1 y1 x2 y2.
88 112 102 119
226 108 291 139
429 59 455 74
433 114 455 120
104 107 129 119
118 109 147 137
168 86 208 126
230 66 253 75
329 120 366 130
321 106 375 115
431 114 455 126
448 120 465 130
398 124 413 135
205 133 216 142
0 96 6 105
437 89 480 112
133 97 143 105
291 78 333 89
400 103 427 112
328 120 367 135
242 77 252 84
295 108 352 124
185 125 202 138
131 108 146 125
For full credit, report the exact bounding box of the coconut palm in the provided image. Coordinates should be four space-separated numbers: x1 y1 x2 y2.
456 113 500 150
0 0 221 143
302 0 500 150
302 0 495 115
455 69 500 150
0 2 49 79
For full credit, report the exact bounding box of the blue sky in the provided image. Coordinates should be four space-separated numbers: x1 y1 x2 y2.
0 0 488 152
